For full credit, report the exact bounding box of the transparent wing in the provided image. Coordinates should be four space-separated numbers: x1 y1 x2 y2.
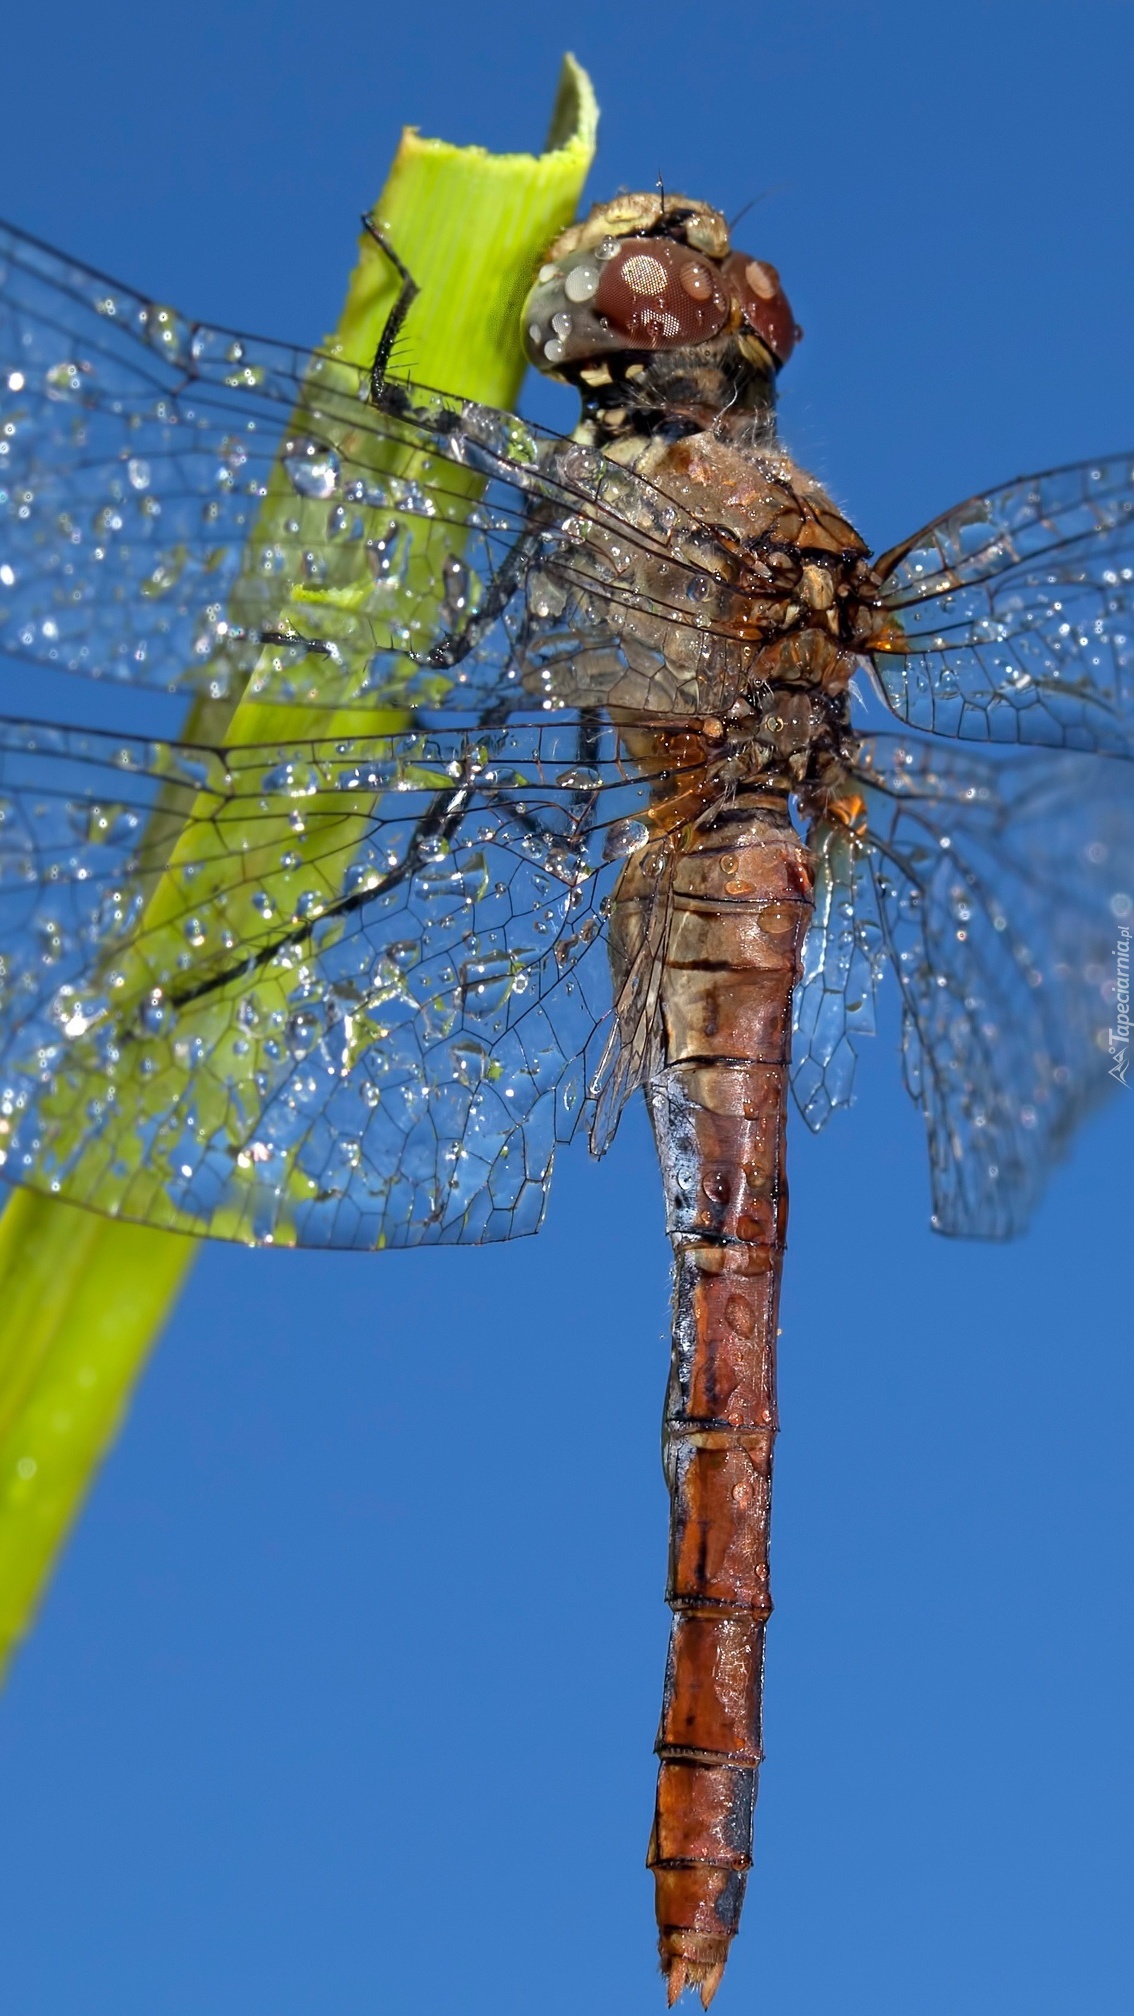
791 815 885 1130
853 734 1133 1237
0 218 744 717
872 457 1134 754
0 712 664 1248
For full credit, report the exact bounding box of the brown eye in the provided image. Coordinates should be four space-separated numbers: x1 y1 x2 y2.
621 252 671 297
679 261 715 301
722 251 800 366
593 238 729 350
744 260 778 301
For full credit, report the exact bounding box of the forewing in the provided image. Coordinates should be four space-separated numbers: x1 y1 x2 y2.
854 734 1133 1236
0 219 741 716
0 714 649 1247
872 457 1134 755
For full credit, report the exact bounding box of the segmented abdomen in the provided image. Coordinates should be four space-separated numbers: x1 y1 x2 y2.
614 794 813 2008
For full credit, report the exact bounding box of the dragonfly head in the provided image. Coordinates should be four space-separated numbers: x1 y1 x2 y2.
522 192 801 443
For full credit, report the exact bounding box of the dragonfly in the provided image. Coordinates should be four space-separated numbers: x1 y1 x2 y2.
0 188 1131 2005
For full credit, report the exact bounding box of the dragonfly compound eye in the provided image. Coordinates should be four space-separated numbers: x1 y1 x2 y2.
721 251 802 367
524 236 730 372
591 238 732 351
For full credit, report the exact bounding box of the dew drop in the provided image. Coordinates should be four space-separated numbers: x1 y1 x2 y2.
283 438 340 500
602 817 649 860
564 261 600 303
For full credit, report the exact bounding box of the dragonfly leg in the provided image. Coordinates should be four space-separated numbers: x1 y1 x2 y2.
361 216 420 403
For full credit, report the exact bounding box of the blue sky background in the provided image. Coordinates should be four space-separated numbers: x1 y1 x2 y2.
1 3 1132 2011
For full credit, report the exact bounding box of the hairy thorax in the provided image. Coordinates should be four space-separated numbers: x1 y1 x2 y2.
528 412 884 815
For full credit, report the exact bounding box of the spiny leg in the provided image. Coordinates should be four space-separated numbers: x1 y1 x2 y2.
361 215 420 405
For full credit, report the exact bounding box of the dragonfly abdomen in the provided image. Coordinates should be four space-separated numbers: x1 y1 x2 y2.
639 806 813 2007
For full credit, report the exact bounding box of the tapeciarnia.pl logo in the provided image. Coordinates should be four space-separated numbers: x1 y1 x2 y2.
1109 923 1131 1088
